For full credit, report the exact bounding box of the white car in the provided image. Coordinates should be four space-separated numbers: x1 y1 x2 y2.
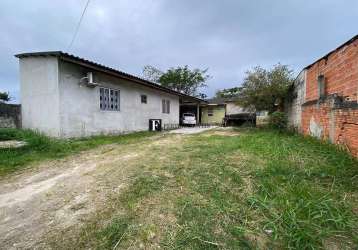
181 113 196 126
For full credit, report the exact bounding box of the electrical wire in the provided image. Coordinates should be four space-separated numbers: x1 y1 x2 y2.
66 0 91 52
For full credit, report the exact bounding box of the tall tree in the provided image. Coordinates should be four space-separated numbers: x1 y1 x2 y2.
142 65 163 83
237 64 294 113
142 65 209 96
0 92 11 103
215 87 240 98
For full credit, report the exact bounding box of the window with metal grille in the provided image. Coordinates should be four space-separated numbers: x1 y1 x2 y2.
141 94 147 104
162 99 170 114
100 87 120 111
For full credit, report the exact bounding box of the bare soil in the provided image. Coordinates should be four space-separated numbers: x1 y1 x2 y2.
0 140 27 148
0 136 166 249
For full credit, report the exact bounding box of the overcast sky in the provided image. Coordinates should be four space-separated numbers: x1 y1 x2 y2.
1 0 357 103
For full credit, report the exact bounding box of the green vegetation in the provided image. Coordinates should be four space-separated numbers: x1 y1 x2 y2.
2 128 358 249
215 87 240 98
0 91 11 103
0 128 153 176
216 64 294 113
268 111 288 130
50 129 358 249
142 65 209 97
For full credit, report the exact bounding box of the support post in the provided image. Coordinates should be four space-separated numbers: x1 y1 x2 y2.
197 104 200 125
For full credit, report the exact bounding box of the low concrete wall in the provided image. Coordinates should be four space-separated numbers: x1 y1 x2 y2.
0 103 21 128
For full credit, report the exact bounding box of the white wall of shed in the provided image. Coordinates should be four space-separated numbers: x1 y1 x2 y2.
225 102 247 115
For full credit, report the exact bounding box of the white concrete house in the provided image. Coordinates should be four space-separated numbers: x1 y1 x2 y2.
16 51 202 137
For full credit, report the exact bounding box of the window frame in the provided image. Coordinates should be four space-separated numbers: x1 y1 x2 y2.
99 87 120 111
162 99 170 114
207 106 214 116
141 94 147 104
317 74 325 99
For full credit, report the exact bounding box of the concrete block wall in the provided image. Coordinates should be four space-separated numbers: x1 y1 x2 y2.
286 70 306 131
301 38 358 157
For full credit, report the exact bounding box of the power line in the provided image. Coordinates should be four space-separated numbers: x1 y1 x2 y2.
66 0 91 52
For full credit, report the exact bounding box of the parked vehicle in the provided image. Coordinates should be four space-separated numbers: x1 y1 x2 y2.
181 113 196 126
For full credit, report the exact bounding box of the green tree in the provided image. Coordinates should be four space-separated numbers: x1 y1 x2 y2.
237 64 294 113
196 93 207 99
0 92 11 103
215 87 240 98
142 65 163 83
143 65 209 96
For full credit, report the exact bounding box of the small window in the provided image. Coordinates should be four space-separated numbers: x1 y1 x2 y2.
162 99 170 114
208 107 214 116
141 95 147 104
317 74 325 98
166 100 170 114
100 87 120 111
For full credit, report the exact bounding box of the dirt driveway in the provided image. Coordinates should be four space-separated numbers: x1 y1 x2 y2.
0 133 179 249
168 126 217 134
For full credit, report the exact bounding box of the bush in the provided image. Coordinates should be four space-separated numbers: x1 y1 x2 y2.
0 128 19 141
268 111 287 130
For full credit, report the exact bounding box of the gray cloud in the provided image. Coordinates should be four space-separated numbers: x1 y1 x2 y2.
1 0 357 102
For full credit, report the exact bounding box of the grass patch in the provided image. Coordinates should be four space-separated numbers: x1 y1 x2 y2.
8 128 357 249
101 129 357 249
0 128 154 176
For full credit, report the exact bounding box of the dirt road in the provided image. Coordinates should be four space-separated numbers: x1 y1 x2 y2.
0 134 171 249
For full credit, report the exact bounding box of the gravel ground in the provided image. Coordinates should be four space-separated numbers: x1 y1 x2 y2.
168 126 217 134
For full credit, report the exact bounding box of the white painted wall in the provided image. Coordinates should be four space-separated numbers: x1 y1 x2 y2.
58 60 179 137
19 57 180 137
286 70 306 131
225 102 247 115
20 57 61 136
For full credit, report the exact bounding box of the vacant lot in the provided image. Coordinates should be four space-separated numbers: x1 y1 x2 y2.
0 128 357 249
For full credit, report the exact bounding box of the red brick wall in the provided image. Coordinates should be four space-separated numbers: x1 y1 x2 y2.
305 39 358 102
302 38 358 157
302 104 358 157
335 109 358 157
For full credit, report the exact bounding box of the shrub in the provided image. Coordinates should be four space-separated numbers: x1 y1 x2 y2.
268 111 287 130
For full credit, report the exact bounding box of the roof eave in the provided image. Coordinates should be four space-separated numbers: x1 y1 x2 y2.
14 51 206 103
304 34 358 70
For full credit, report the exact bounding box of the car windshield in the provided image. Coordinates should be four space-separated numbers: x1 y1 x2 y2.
183 113 194 117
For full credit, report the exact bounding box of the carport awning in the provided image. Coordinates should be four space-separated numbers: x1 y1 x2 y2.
180 96 207 105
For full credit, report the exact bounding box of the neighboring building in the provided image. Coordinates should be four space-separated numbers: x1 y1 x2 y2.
288 35 358 157
256 110 269 127
0 103 21 128
201 99 226 124
16 51 203 137
201 97 255 125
